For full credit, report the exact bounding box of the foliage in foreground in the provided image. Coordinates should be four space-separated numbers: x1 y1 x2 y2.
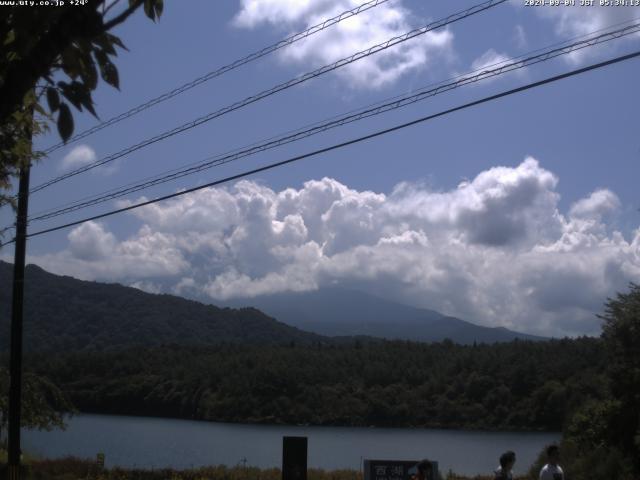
0 0 163 216
523 283 640 480
0 367 75 442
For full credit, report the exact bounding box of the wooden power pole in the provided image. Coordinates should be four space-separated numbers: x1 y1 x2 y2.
7 117 32 480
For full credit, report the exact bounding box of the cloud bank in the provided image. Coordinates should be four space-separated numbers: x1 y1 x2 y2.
30 158 640 338
233 0 454 89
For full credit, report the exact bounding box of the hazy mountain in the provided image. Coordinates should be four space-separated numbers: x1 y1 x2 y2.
223 288 547 344
0 261 544 352
0 261 325 352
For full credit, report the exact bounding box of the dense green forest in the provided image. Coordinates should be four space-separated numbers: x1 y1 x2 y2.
26 337 605 431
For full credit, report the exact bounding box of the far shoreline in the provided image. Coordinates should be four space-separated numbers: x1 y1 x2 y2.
56 410 563 435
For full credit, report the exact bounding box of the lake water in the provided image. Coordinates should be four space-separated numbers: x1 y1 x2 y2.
23 414 560 476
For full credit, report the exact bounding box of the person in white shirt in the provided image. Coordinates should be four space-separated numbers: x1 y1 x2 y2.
539 445 564 480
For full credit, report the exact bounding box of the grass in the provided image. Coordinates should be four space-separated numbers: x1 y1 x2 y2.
1 457 530 480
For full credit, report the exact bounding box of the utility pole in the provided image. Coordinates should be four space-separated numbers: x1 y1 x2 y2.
7 110 32 480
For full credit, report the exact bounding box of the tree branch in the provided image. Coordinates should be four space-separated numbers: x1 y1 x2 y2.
103 0 143 31
103 0 123 16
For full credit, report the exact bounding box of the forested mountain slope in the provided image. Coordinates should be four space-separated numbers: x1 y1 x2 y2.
0 261 325 351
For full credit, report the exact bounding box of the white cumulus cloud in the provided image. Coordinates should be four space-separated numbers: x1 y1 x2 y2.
569 188 621 220
68 221 116 261
60 145 97 171
29 158 640 338
233 0 454 89
59 144 118 175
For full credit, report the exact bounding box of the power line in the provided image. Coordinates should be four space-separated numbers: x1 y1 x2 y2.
25 21 640 224
28 16 640 223
1 48 636 248
42 0 394 154
26 15 640 224
29 21 640 220
28 0 507 195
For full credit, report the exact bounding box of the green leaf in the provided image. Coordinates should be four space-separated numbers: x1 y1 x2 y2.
58 81 97 117
80 92 98 118
105 33 128 53
76 44 96 80
153 0 163 19
104 61 119 89
94 49 119 89
57 103 74 142
94 48 108 68
93 34 116 56
58 81 82 111
33 102 47 117
144 0 155 21
61 46 81 79
80 54 98 91
3 29 16 46
46 88 60 112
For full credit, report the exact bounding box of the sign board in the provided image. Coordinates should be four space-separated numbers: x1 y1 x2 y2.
282 436 307 480
363 459 438 480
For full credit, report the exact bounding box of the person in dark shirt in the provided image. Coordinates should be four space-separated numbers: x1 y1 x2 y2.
412 459 433 480
494 450 516 479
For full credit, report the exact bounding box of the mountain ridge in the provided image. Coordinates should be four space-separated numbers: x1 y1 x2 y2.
0 261 545 351
222 287 546 344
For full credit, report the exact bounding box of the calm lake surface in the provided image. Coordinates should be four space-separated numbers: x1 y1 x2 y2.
23 414 560 476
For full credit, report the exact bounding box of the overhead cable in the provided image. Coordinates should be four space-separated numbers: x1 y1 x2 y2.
29 0 507 195
0 48 636 248
25 21 640 223
43 0 394 154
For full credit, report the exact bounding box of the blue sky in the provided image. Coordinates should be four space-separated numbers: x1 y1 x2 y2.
2 0 640 336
